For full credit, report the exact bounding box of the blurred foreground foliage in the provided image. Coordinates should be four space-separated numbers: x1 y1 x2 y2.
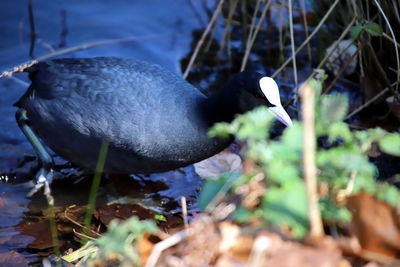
203 78 400 238
64 79 400 265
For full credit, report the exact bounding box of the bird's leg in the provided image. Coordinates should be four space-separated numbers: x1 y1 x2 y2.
16 108 54 198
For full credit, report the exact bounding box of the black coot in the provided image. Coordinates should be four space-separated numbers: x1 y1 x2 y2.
15 57 292 195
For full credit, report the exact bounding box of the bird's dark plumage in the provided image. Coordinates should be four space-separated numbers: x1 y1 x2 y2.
16 57 291 174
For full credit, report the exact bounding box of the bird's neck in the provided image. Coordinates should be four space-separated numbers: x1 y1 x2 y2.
200 87 240 125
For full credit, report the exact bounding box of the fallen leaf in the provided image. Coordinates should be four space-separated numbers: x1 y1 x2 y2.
17 217 56 250
346 193 400 258
194 151 242 179
325 40 357 76
218 221 240 253
95 204 155 226
137 233 162 265
236 173 266 209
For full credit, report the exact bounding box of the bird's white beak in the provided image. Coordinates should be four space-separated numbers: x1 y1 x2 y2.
268 105 293 126
259 76 293 127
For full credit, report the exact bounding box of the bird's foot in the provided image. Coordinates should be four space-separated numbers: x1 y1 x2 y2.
28 168 54 202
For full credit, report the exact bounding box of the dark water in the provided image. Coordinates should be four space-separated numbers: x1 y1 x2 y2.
0 0 210 262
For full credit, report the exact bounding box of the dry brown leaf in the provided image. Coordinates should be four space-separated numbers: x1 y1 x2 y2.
155 217 351 267
247 232 347 267
325 39 357 76
218 221 240 253
194 151 242 179
157 216 221 267
263 235 349 267
17 217 55 250
236 173 266 209
346 193 400 258
138 233 162 266
227 235 254 263
95 204 155 226
305 235 342 253
214 255 244 267
243 158 258 174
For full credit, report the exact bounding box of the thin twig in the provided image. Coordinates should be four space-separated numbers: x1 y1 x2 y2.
241 0 262 70
180 196 189 231
316 18 356 70
240 0 271 71
366 42 400 103
345 170 357 196
248 235 272 267
1 34 166 78
219 0 239 58
189 0 207 27
373 0 400 92
145 231 186 267
183 0 225 79
283 18 356 108
288 0 298 88
272 0 341 78
382 32 400 49
28 0 36 58
5 76 29 87
300 0 312 65
345 86 390 120
0 61 38 78
300 81 324 238
73 228 97 241
58 9 68 48
64 206 102 237
323 46 360 94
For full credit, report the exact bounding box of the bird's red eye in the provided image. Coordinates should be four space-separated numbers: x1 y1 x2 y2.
255 93 264 99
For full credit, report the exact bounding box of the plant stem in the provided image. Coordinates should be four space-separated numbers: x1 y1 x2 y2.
183 0 225 80
301 82 324 238
82 139 109 245
272 0 341 79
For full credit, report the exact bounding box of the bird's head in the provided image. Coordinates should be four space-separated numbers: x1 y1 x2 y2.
232 71 293 126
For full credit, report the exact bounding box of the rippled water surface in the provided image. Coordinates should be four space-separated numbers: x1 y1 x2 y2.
0 0 210 262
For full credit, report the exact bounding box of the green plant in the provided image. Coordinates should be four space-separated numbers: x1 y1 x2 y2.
202 78 400 238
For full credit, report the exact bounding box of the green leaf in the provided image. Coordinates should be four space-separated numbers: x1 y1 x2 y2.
350 25 363 40
198 174 238 211
154 214 167 221
235 107 274 141
308 78 323 97
319 94 349 125
93 216 158 265
364 22 383 36
208 122 233 139
327 122 352 143
281 122 303 151
262 181 309 238
318 147 375 175
233 205 253 223
379 133 400 156
352 174 377 195
376 184 400 207
319 197 352 222
267 159 301 184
